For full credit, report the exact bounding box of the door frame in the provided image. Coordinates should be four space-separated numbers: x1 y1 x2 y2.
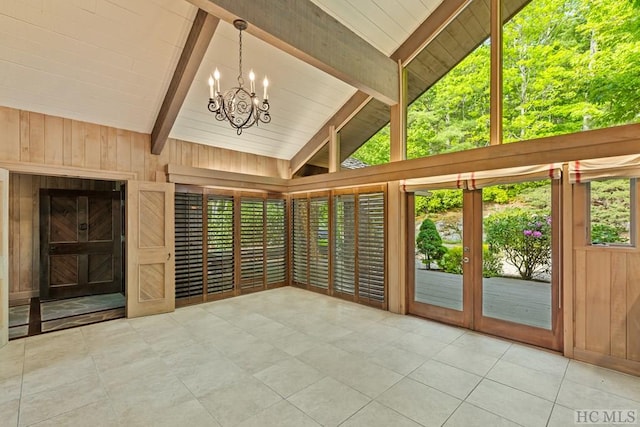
0 169 8 347
39 189 123 300
407 182 563 351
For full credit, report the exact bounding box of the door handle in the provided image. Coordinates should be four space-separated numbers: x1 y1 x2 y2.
463 256 470 263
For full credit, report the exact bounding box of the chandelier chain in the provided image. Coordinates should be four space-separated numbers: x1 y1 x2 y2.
237 27 243 86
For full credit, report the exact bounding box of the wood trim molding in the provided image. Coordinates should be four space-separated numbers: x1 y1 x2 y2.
167 164 288 192
288 124 640 192
562 163 575 358
328 125 340 173
151 9 219 155
573 348 640 377
0 161 137 181
186 0 398 105
490 0 503 145
171 124 640 195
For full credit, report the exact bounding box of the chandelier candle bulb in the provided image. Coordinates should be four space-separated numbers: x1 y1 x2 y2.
263 77 269 100
214 68 220 94
249 70 255 94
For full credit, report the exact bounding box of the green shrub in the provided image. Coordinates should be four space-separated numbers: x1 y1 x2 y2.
591 223 626 244
482 244 502 278
416 219 447 269
438 245 502 277
439 246 463 274
482 186 510 204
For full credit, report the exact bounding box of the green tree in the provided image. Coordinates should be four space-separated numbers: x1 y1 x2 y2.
416 219 447 270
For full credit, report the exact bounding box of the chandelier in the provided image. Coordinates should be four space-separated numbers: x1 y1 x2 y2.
207 19 270 135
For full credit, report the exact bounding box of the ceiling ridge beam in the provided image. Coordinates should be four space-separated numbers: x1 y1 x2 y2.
186 0 398 105
151 9 219 155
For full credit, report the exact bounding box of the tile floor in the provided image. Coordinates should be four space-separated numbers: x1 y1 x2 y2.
1 286 639 427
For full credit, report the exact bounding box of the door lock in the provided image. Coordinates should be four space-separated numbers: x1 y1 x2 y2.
463 256 470 263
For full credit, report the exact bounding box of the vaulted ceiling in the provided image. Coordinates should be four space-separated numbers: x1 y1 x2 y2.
0 0 449 162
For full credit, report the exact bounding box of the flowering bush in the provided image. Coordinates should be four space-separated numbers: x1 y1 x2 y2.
484 209 551 280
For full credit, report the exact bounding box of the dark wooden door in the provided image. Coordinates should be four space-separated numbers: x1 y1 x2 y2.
40 189 123 300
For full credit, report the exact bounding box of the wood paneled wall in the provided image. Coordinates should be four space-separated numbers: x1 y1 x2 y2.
0 106 289 301
0 107 290 180
571 183 640 375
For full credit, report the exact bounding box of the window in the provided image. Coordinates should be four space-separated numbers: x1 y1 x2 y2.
589 178 635 245
405 0 491 159
503 0 640 142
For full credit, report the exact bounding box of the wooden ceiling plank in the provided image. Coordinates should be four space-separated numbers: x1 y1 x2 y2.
186 0 399 105
151 9 219 155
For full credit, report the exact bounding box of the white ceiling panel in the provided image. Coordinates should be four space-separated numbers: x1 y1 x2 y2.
310 0 445 55
0 0 197 133
171 20 357 160
0 0 445 162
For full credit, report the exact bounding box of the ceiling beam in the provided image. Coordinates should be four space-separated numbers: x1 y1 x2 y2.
151 9 219 155
390 0 470 64
289 91 371 176
186 0 399 105
291 0 471 172
288 123 640 192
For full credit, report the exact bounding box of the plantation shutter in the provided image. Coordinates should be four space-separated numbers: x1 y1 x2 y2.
292 198 309 286
357 192 386 305
240 197 265 291
333 194 356 296
207 195 234 295
266 198 286 286
309 196 329 290
174 192 204 302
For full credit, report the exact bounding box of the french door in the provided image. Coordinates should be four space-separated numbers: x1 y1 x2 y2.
408 183 562 351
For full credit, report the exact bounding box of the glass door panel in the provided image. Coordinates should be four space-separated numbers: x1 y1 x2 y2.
475 180 562 350
409 190 474 328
